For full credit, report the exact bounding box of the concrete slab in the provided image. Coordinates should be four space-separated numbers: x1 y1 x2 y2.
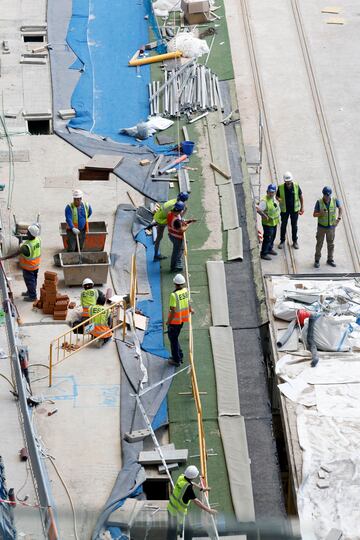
219 183 239 231
227 227 243 261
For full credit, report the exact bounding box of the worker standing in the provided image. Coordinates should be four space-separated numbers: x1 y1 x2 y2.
150 192 190 261
276 172 304 249
167 465 217 540
257 184 280 260
0 224 41 302
167 202 196 272
65 189 92 252
313 186 342 268
167 274 192 367
89 296 112 347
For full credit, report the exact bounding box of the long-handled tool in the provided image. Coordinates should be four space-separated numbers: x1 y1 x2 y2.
75 234 82 264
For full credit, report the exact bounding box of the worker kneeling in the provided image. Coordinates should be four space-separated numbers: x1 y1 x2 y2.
89 296 112 347
167 465 216 540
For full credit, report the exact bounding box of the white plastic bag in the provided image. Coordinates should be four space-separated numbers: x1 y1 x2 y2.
168 32 209 58
273 300 307 321
303 315 352 352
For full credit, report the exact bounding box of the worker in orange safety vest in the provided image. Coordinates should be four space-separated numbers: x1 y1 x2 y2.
167 274 193 367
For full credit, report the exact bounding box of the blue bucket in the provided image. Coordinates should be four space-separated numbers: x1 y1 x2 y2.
182 140 195 156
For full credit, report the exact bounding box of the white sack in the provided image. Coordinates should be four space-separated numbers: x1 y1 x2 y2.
273 299 307 321
303 316 351 352
168 32 209 58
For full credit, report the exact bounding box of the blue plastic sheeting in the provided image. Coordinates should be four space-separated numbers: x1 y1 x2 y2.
136 229 170 359
67 0 151 143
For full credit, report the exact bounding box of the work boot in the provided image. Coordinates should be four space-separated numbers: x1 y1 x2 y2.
269 250 278 256
23 296 37 302
314 261 320 268
293 242 299 249
153 254 167 261
327 260 336 267
261 254 272 261
21 291 29 297
278 242 285 249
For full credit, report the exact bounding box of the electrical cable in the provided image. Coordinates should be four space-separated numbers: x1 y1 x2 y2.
48 456 80 540
0 371 16 392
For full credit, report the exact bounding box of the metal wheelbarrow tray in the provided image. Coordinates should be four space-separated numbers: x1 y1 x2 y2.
59 252 111 286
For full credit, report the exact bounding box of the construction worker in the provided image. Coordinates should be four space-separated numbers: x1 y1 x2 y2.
0 224 41 302
257 184 280 260
89 296 112 347
65 189 92 252
167 274 192 366
150 192 190 261
167 465 217 540
167 202 196 272
80 278 104 319
276 171 304 249
313 186 342 268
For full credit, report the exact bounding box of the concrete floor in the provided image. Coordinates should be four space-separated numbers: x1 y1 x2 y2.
225 0 359 275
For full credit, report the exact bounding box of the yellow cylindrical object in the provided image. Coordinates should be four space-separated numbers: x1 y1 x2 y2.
129 50 182 66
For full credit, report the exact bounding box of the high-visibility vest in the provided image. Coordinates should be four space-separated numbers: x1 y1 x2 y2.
19 237 41 271
278 182 300 213
154 198 177 225
261 196 280 227
89 305 112 338
167 474 191 518
167 212 184 239
317 197 337 227
68 202 89 232
81 288 98 317
168 288 190 325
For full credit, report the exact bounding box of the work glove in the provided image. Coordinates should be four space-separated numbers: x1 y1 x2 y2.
72 227 80 235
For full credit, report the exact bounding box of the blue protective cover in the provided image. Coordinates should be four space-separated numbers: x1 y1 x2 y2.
67 0 152 143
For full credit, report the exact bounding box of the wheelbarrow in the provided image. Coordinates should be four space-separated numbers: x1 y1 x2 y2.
13 214 40 245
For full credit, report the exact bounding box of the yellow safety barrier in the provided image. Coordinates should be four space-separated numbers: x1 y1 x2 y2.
183 233 208 484
48 300 127 387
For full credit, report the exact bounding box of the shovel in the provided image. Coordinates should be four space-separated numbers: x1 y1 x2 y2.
75 233 82 264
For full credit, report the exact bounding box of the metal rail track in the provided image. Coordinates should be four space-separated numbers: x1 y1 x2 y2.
241 0 360 274
240 0 297 275
290 0 360 273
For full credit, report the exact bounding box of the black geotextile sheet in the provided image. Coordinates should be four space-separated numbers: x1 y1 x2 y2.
47 0 168 202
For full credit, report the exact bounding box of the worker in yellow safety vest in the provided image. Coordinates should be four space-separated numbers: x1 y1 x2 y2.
0 224 41 302
147 192 190 261
257 183 280 261
65 189 92 252
276 171 304 250
313 186 342 269
80 277 104 318
167 274 193 367
89 296 112 347
167 465 217 540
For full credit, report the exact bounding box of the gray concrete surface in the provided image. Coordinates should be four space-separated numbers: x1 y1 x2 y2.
225 0 358 274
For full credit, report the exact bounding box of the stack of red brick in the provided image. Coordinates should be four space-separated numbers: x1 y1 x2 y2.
35 271 70 320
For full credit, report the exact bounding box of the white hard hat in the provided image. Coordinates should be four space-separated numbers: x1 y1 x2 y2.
73 189 83 199
28 224 40 237
173 274 186 285
82 277 94 287
184 465 199 479
283 171 293 182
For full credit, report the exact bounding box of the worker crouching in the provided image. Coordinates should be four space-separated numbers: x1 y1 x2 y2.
89 296 112 347
167 274 192 367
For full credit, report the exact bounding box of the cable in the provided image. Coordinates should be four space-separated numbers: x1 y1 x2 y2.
16 466 30 502
0 371 16 392
48 456 80 540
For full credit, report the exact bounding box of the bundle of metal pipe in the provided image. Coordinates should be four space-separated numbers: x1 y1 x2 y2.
148 60 224 118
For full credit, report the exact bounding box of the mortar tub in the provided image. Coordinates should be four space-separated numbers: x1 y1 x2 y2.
59 221 108 252
59 252 111 285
